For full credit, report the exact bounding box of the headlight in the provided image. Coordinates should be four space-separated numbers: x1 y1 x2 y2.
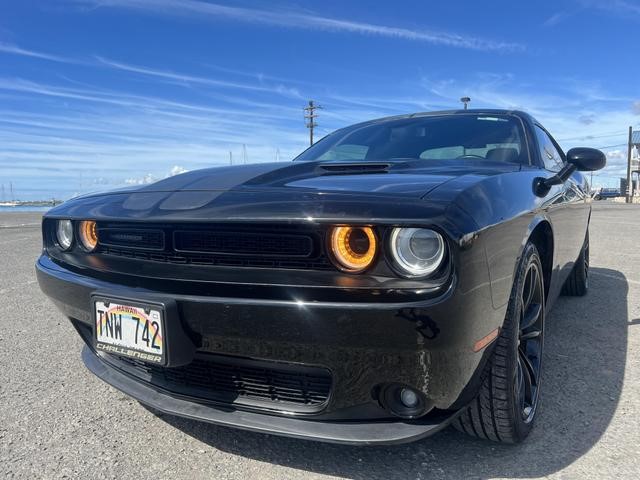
56 220 73 250
389 228 445 277
78 220 98 251
329 226 377 273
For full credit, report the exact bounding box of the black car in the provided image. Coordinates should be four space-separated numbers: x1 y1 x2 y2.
36 109 605 445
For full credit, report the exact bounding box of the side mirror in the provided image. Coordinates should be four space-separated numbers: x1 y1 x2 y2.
566 147 606 172
535 147 606 197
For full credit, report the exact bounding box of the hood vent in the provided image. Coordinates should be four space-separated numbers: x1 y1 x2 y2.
318 163 390 174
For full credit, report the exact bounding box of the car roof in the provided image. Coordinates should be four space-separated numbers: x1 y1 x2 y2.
347 109 537 129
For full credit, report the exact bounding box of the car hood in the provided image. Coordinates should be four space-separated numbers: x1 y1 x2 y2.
133 159 520 198
47 160 519 229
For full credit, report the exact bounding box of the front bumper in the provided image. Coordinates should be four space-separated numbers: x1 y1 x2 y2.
36 253 501 444
81 346 454 444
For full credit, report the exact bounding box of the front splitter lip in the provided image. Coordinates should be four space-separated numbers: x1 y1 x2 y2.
82 346 459 445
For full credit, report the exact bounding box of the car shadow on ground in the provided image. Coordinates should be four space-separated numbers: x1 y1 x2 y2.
155 267 628 479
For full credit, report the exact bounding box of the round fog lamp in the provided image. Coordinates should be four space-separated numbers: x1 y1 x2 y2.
56 219 73 250
78 220 98 251
400 388 419 408
379 384 430 419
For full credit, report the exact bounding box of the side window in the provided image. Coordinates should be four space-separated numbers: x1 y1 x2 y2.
534 126 564 172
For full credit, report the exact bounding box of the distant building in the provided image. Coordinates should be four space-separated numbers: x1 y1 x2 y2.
621 177 640 197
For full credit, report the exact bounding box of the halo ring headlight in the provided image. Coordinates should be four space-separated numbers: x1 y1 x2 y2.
56 219 73 251
78 220 98 252
389 228 445 278
329 226 377 273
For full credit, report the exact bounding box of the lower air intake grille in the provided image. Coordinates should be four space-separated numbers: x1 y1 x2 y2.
107 353 332 413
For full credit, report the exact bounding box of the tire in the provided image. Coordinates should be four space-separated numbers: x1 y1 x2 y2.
561 230 589 296
454 242 545 443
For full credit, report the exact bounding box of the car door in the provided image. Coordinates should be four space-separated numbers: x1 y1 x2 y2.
533 125 589 282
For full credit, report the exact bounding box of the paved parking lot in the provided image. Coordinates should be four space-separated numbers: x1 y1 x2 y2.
1 203 639 479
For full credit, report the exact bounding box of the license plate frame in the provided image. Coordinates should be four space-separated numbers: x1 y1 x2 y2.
92 295 167 365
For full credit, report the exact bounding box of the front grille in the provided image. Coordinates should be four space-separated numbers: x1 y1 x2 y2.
108 353 332 413
96 222 334 271
174 230 313 257
98 227 165 250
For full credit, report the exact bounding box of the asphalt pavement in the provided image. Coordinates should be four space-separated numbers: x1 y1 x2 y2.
1 203 639 479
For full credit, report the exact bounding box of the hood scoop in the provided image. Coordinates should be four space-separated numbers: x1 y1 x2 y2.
318 163 390 175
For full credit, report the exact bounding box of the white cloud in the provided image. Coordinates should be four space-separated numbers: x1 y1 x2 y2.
76 0 524 52
578 0 640 16
543 12 571 27
0 70 310 200
0 42 303 100
124 167 190 185
94 56 302 98
606 149 626 160
0 42 84 64
169 165 188 176
0 77 299 122
125 173 157 185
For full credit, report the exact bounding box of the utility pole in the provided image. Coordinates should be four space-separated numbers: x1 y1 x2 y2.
229 151 233 165
627 126 633 203
460 97 471 110
304 100 322 146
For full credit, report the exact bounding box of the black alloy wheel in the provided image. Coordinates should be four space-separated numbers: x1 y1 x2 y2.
516 260 544 423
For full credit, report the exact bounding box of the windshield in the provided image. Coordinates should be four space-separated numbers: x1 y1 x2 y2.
295 114 527 165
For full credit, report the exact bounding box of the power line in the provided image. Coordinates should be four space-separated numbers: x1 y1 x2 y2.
558 131 629 142
590 171 627 178
593 143 627 150
557 124 640 143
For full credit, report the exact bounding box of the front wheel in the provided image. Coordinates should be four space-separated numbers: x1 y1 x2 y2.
455 242 545 443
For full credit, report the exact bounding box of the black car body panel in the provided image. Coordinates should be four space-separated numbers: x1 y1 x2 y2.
36 109 594 444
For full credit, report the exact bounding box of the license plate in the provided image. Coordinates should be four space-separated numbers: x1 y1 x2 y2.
93 298 165 364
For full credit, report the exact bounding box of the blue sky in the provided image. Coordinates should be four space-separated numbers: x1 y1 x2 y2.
0 0 638 200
